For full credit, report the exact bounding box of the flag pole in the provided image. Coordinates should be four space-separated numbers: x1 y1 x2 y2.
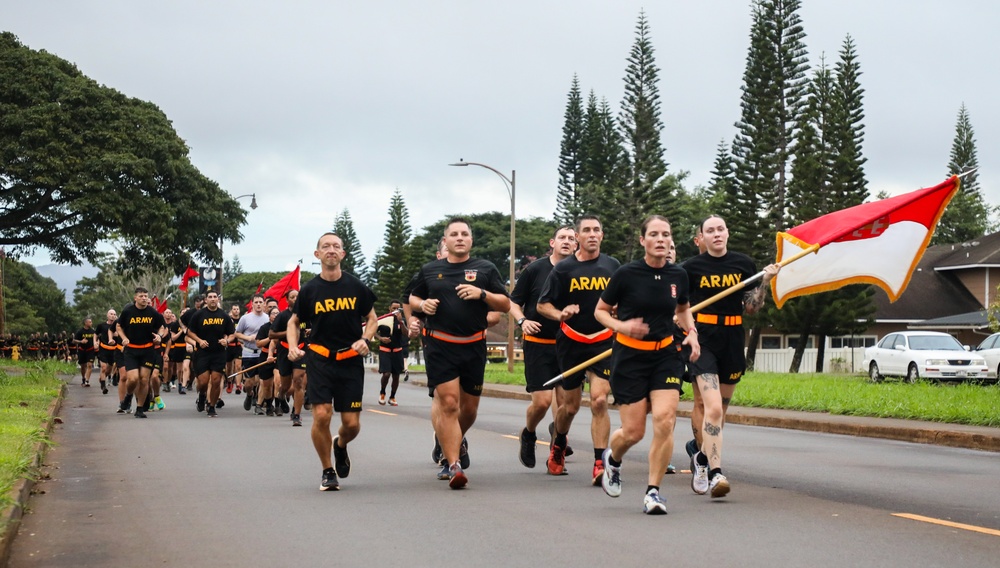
541 243 821 388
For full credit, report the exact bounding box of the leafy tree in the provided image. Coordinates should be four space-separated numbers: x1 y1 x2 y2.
72 259 183 319
555 75 586 226
218 269 314 310
2 258 74 334
224 255 244 284
933 103 989 244
333 209 369 283
829 35 868 208
0 33 246 271
371 190 415 313
413 214 557 282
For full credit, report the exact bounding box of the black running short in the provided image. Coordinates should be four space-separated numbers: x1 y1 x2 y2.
194 349 227 376
226 344 241 362
687 325 747 385
242 355 261 378
555 333 612 391
276 350 305 376
378 350 404 375
123 347 157 372
305 351 363 413
523 339 560 393
97 347 116 365
113 347 125 368
77 349 96 366
609 344 684 405
168 346 187 363
423 335 486 397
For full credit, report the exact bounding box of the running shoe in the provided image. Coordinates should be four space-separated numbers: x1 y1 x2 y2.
207 405 217 418
548 422 573 457
111 376 119 387
279 398 290 414
274 402 283 417
459 438 470 469
666 464 677 475
546 441 566 476
177 385 186 395
643 489 668 515
691 452 709 495
265 405 275 417
163 382 171 393
216 399 225 409
448 463 468 490
431 434 443 465
592 459 605 487
134 407 147 419
100 381 108 395
437 462 451 480
333 436 351 478
320 468 339 491
254 405 266 415
226 382 233 394
243 391 254 411
235 386 242 395
291 414 302 427
118 394 133 414
709 474 730 499
388 398 398 407
403 370 409 382
155 396 165 410
196 393 206 413
378 393 386 405
518 428 537 468
600 448 621 498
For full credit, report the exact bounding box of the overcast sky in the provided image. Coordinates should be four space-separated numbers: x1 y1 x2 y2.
6 1 997 273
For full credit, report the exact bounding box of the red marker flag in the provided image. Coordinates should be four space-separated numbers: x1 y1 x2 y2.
179 265 200 292
263 265 301 310
771 176 960 308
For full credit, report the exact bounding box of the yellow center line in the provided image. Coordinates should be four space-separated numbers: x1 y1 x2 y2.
893 513 1000 537
367 409 397 416
501 434 550 446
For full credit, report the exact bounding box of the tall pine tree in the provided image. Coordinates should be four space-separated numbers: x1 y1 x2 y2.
730 0 810 368
555 75 586 226
371 190 414 312
933 103 989 244
603 10 669 262
332 209 369 283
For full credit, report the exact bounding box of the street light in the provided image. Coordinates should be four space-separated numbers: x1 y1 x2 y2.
219 193 258 298
449 160 516 372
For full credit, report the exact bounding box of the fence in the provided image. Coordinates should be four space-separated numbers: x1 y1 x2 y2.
750 347 868 374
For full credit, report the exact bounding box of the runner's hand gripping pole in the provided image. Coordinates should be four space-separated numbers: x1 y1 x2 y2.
541 244 819 388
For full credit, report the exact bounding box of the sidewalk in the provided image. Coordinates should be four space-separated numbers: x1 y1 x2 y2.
409 374 1000 453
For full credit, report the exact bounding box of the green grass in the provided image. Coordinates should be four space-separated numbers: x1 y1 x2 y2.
0 361 65 507
410 364 1000 427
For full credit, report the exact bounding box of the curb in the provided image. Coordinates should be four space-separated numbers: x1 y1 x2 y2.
409 377 1000 453
0 380 65 568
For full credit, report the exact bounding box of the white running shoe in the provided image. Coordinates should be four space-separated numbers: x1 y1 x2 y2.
709 473 730 498
600 448 622 498
643 489 668 515
691 452 709 495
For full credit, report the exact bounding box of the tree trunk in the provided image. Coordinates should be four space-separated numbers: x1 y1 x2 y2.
815 334 828 373
745 326 762 371
789 330 809 373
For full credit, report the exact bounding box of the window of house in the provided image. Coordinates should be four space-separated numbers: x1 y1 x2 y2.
760 335 782 349
787 336 815 350
830 336 877 348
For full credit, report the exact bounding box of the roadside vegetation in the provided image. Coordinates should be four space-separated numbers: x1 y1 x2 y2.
0 360 67 506
413 363 1000 427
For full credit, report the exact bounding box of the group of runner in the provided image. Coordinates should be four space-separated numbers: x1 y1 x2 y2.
68 212 777 515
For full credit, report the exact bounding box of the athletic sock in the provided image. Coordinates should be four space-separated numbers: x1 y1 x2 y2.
608 454 622 468
554 432 568 448
646 485 659 494
696 452 709 467
709 467 722 480
594 448 604 461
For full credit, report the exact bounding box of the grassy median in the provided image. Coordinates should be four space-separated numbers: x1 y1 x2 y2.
463 363 1000 427
0 360 66 507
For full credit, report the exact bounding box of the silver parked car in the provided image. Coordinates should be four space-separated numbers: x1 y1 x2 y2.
863 331 988 383
972 332 1000 384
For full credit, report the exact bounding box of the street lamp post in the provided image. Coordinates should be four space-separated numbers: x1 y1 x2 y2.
219 193 258 299
449 160 516 372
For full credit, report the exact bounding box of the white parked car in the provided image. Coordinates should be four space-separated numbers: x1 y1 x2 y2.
972 332 1000 384
863 331 988 383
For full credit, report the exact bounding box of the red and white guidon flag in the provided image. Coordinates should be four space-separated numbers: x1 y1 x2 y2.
771 176 960 308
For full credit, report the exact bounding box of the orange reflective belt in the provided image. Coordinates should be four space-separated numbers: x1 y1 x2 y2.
422 329 487 344
559 322 613 344
280 341 305 349
308 343 360 361
100 344 117 350
696 313 742 326
523 335 556 345
171 343 187 348
127 343 154 349
116 345 124 351
379 346 403 352
615 333 674 351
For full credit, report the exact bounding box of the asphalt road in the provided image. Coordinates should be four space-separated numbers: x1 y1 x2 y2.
9 372 999 568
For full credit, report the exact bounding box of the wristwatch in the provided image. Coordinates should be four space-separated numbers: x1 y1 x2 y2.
516 317 526 326
479 289 487 301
